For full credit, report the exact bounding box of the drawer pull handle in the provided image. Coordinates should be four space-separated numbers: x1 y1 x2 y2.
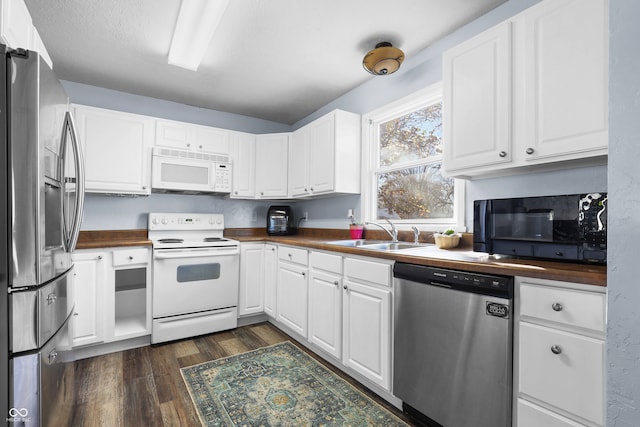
552 302 563 312
551 345 562 355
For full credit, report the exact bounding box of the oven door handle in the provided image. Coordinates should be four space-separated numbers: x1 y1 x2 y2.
154 249 239 259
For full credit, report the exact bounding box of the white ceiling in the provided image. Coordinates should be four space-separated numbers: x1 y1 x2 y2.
25 0 506 125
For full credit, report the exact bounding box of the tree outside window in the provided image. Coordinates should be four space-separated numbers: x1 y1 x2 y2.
373 100 455 221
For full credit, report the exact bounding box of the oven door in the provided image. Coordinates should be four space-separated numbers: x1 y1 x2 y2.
152 247 239 318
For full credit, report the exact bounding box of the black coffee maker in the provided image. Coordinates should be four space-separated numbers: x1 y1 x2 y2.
267 206 296 235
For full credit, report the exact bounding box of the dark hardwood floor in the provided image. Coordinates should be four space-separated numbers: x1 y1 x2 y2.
69 322 415 426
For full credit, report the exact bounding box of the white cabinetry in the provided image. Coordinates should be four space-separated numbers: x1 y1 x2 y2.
255 133 289 199
0 0 52 67
230 131 257 198
155 119 230 155
342 256 392 390
289 110 360 198
515 277 606 426
238 243 265 316
71 251 107 347
276 245 308 337
263 244 278 318
72 247 152 348
308 250 343 359
443 0 608 178
74 105 154 195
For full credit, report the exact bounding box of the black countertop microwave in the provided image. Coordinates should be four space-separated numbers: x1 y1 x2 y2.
474 193 607 264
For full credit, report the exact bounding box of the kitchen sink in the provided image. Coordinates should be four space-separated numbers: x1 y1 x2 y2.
326 240 432 252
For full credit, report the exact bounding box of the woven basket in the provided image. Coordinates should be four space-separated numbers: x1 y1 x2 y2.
433 233 461 249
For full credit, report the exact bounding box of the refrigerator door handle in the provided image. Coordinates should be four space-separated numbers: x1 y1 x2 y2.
60 111 85 252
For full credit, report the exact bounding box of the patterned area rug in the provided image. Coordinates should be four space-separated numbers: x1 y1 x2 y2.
181 341 409 426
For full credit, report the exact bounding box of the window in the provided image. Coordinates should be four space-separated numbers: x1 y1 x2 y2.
362 83 464 230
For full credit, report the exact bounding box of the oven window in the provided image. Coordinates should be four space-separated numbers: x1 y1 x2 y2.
176 263 220 282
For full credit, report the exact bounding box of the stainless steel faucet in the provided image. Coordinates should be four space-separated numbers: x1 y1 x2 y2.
411 226 420 244
365 219 398 242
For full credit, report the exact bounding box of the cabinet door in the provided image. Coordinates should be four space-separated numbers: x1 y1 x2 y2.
71 251 106 347
520 0 608 161
517 399 585 427
230 132 256 198
288 128 309 197
195 125 230 154
155 119 195 151
308 270 342 358
276 262 308 337
443 22 512 173
263 244 278 318
1 0 32 49
255 133 289 198
308 114 335 194
74 105 154 195
519 322 604 425
342 280 391 390
239 244 265 316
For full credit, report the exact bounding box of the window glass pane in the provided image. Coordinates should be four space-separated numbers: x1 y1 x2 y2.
379 103 442 167
376 164 454 219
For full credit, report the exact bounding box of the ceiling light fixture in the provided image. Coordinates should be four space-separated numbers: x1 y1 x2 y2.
168 0 230 71
362 42 405 75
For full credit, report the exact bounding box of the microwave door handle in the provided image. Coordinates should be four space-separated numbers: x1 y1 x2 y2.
62 111 85 252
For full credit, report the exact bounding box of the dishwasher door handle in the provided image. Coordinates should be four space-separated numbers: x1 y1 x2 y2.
429 281 452 289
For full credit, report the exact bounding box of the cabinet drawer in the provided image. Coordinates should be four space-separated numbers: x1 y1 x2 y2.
278 246 308 265
519 322 604 425
517 399 585 427
310 251 342 274
344 257 391 287
520 283 605 333
112 248 149 267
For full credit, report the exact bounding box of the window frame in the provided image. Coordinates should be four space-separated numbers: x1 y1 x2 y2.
360 82 465 231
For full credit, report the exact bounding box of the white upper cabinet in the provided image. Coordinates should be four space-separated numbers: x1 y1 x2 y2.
155 119 230 155
255 133 289 199
518 0 608 163
443 22 512 172
74 105 155 195
0 0 52 68
443 0 608 178
229 131 257 198
288 110 361 198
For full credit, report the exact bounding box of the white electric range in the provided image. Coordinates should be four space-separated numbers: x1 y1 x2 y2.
148 212 239 344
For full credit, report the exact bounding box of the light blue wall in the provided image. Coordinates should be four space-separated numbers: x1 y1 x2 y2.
607 0 640 424
62 80 291 134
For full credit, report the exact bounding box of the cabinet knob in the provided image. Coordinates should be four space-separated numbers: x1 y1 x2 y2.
301 272 306 277
343 285 348 290
271 247 276 251
304 188 308 192
234 191 238 195
333 281 339 286
499 151 507 158
142 186 147 190
552 302 563 312
128 256 134 260
526 147 535 155
97 255 102 260
73 312 79 316
186 143 191 148
550 345 562 355
199 145 203 149
310 187 314 192
261 192 264 196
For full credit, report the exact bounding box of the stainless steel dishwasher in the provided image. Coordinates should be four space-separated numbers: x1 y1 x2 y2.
393 262 514 427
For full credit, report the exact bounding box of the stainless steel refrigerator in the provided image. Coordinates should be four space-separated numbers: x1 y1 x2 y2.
1 45 85 426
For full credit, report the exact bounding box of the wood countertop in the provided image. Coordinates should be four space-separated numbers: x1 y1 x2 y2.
76 228 606 287
225 228 606 287
76 229 151 249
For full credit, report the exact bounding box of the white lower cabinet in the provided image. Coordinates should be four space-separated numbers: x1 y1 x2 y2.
276 246 309 337
238 243 265 316
263 244 278 318
342 256 392 391
515 276 605 426
308 251 343 359
72 247 151 348
71 251 107 347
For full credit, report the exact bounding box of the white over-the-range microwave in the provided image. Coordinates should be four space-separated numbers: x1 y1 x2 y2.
151 147 232 194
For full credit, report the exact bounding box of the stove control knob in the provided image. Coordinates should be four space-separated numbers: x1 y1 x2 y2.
161 217 168 225
151 217 159 225
216 218 222 224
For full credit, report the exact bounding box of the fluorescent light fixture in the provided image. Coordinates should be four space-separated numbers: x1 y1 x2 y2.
168 0 230 71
